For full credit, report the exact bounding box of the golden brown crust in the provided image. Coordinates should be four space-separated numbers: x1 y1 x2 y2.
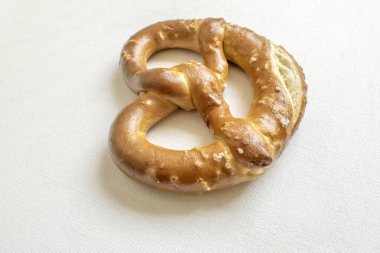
110 18 307 193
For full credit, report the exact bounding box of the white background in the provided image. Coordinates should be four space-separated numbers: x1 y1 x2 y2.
1 0 380 252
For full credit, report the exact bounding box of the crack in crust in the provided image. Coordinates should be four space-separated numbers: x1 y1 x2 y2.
110 18 307 193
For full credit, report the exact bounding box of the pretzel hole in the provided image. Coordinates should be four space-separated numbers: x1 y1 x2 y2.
223 63 254 118
147 48 203 69
147 110 213 150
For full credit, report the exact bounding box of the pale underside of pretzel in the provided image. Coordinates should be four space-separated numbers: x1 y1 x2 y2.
109 18 307 193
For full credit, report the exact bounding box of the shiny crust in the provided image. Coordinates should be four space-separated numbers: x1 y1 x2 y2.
109 18 307 193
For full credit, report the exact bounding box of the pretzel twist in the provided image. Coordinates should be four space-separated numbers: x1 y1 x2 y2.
110 18 307 193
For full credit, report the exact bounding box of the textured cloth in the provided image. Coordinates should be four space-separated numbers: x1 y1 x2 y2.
0 0 379 252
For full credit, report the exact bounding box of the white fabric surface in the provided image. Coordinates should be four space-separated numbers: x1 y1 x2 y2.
1 0 380 252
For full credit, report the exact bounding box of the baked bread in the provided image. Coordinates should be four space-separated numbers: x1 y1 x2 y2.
109 18 307 193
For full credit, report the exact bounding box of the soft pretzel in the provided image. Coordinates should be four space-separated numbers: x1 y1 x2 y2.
109 18 307 193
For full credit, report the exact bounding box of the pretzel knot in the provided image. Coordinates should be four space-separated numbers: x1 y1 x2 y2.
110 18 307 193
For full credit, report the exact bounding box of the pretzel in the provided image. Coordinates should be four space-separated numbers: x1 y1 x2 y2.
109 18 307 193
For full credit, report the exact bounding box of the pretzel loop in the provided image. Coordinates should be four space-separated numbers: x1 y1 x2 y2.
110 18 307 193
